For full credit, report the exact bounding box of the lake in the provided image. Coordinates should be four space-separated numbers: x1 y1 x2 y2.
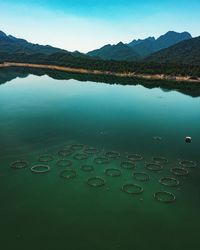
0 69 200 250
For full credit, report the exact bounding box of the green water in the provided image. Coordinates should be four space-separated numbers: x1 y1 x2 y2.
0 72 200 250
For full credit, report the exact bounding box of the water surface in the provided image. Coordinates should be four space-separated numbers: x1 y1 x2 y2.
0 71 200 250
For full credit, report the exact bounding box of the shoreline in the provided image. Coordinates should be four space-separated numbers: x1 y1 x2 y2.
0 62 200 83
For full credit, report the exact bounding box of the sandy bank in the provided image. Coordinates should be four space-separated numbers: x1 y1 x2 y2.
0 62 200 83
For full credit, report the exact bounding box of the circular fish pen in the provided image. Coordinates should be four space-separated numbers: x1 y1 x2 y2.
74 153 88 160
70 144 84 151
56 159 72 168
105 151 120 159
145 163 163 172
31 165 50 174
59 169 77 180
58 149 73 157
159 177 179 187
121 161 136 170
127 154 143 161
152 156 168 164
81 165 94 172
170 167 189 176
154 191 176 203
10 160 29 169
179 160 197 168
133 172 150 182
38 154 54 163
87 177 106 187
94 157 110 165
84 147 99 155
122 184 143 195
105 168 122 177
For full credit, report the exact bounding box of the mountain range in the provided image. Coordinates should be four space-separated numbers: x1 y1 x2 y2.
146 36 200 66
0 30 88 58
87 31 192 61
0 30 200 67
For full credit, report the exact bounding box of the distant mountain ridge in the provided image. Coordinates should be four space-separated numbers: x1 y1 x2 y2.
0 30 68 55
87 31 192 61
146 36 200 66
0 30 88 58
87 42 140 61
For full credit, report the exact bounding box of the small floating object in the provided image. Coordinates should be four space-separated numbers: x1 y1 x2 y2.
185 136 192 143
153 136 162 141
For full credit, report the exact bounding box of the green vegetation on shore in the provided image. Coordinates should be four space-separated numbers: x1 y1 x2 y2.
0 52 200 78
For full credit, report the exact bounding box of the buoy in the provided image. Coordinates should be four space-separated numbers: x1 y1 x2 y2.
185 136 192 143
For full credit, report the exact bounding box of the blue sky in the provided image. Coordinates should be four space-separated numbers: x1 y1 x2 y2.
0 0 199 52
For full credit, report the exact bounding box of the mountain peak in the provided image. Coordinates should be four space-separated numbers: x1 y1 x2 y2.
0 31 7 38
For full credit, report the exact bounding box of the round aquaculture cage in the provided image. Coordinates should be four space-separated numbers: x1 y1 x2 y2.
56 159 72 168
38 154 54 163
122 184 143 195
59 169 77 180
152 156 168 164
170 167 189 176
31 164 50 174
159 177 179 187
58 149 73 157
81 165 94 172
87 176 106 187
84 147 99 155
70 144 84 151
105 168 122 177
94 157 110 165
154 191 176 203
105 151 120 159
133 172 150 182
145 163 163 172
74 153 88 160
10 160 29 169
179 160 197 168
127 154 143 161
121 161 136 170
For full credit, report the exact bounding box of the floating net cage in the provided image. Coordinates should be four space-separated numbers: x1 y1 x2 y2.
133 172 150 182
74 153 88 160
70 144 84 151
87 176 106 187
154 191 176 203
104 151 120 159
38 154 54 163
10 160 29 169
145 163 163 172
81 165 94 172
152 156 168 164
170 167 189 176
84 147 99 155
58 149 73 157
127 154 143 162
179 160 197 168
122 184 143 195
105 168 122 177
31 164 50 174
94 157 110 165
56 159 72 168
59 169 77 180
121 161 136 170
159 177 179 187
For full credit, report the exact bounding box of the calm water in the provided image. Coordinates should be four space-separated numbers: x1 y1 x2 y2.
0 72 200 250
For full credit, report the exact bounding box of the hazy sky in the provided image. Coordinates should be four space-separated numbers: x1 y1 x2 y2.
0 0 199 52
